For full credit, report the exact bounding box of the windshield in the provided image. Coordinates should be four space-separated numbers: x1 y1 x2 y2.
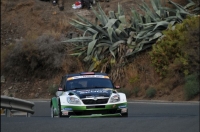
66 78 114 91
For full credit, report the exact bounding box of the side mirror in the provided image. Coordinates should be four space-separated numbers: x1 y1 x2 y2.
115 86 120 89
58 86 64 91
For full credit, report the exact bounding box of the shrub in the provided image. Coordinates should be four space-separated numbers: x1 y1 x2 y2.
133 87 140 97
48 84 59 95
146 88 156 98
149 16 199 77
184 74 200 100
1 33 68 79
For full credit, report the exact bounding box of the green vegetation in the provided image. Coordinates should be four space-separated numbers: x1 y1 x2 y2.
146 87 156 98
133 87 140 97
184 74 200 100
64 0 198 82
149 16 199 77
48 83 59 95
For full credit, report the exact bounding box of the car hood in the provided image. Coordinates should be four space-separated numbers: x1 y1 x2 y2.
70 88 113 99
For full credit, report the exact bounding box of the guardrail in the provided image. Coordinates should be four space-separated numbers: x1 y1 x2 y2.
0 95 35 117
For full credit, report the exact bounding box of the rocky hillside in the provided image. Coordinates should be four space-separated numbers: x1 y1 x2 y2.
1 0 199 101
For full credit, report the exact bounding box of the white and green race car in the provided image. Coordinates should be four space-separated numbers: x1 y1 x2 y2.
50 72 128 118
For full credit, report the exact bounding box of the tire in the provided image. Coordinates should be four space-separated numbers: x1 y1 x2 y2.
121 112 128 117
58 100 62 117
121 110 128 117
51 100 62 118
51 105 55 118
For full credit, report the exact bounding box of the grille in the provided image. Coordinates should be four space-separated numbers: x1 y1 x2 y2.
86 105 105 109
82 99 109 104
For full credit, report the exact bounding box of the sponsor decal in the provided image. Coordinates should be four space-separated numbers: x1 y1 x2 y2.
77 89 109 94
112 104 116 108
86 96 94 98
62 108 72 111
67 75 108 80
118 105 127 109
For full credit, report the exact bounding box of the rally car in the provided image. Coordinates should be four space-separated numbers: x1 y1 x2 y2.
50 72 128 118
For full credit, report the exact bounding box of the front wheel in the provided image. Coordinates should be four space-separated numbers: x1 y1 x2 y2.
121 113 128 117
51 105 55 118
58 100 62 117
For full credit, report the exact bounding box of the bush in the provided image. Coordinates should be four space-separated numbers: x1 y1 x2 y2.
184 74 200 100
1 33 69 79
149 16 199 77
146 88 156 98
48 84 58 95
133 87 140 97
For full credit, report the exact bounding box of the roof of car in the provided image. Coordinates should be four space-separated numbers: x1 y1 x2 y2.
64 72 108 78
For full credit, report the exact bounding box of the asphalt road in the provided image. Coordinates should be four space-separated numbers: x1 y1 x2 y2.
1 100 199 132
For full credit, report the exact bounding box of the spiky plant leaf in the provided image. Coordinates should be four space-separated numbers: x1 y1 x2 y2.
109 11 116 19
87 40 98 55
97 3 109 24
63 36 93 43
88 62 96 71
152 21 169 31
168 0 191 15
107 27 113 43
95 43 110 48
83 55 92 62
138 2 157 22
184 1 195 9
118 15 127 24
91 6 106 25
150 0 160 11
104 19 119 28
70 51 85 56
149 32 162 41
110 40 126 51
83 28 98 36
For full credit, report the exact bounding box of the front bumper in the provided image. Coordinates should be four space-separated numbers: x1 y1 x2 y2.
69 113 122 118
60 102 128 117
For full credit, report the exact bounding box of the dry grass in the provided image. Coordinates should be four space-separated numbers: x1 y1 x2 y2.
44 30 62 41
119 51 161 97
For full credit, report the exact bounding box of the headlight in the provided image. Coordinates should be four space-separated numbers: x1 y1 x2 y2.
67 97 81 104
109 94 120 103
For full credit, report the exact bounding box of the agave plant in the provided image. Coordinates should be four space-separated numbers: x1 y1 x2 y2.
63 0 199 81
64 3 131 72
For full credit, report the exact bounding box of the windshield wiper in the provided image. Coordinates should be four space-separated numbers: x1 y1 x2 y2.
71 87 112 90
70 87 84 90
88 86 111 88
